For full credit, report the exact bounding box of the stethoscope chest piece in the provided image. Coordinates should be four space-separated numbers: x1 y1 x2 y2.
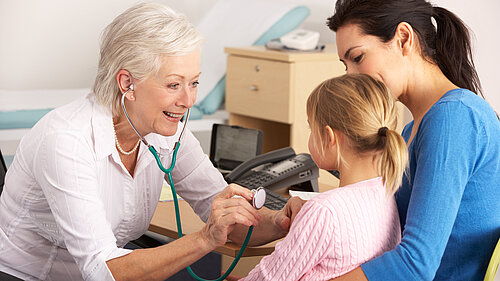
252 187 266 209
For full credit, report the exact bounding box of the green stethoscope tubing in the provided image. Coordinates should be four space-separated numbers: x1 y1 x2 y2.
120 89 253 281
149 144 253 281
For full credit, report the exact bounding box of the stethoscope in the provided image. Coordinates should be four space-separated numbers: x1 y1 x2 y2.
120 85 266 281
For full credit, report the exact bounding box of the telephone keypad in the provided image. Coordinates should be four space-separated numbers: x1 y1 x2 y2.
236 171 277 189
228 151 317 210
262 189 288 210
234 172 288 210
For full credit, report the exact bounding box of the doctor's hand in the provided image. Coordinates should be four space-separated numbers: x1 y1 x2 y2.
200 184 261 249
275 196 306 231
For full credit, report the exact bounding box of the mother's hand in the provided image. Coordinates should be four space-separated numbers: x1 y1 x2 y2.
200 184 261 249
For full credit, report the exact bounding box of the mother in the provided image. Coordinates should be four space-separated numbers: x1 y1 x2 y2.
327 0 500 280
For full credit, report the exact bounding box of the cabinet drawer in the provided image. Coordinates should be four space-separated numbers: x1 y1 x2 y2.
226 55 292 123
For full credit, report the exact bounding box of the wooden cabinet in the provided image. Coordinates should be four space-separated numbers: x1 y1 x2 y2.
226 56 292 123
225 45 346 188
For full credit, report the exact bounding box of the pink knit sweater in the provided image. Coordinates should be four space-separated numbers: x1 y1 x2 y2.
242 177 401 281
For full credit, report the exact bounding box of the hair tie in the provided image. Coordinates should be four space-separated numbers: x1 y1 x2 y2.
378 127 388 137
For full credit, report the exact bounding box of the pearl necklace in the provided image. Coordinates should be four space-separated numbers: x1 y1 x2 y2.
113 126 141 156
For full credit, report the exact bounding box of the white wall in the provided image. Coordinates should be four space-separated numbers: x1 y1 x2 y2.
0 0 335 91
0 0 498 110
0 0 139 90
0 0 336 159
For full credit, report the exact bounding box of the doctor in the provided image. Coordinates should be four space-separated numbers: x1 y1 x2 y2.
0 3 302 281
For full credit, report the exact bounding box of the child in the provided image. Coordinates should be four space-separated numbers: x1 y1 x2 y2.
241 74 408 280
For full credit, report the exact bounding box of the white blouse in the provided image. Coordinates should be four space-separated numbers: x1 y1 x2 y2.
0 93 226 281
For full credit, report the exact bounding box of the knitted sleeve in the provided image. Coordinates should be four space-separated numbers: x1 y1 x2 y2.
242 200 335 281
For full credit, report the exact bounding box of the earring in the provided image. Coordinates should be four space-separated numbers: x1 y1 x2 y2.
130 95 134 99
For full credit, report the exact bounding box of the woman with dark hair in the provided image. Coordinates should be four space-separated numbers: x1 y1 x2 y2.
325 0 500 280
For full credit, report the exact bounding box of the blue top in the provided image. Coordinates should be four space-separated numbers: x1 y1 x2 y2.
362 89 500 280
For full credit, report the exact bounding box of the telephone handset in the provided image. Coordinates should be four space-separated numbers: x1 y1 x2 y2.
225 147 319 193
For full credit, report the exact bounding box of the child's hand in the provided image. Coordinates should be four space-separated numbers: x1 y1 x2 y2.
278 196 306 231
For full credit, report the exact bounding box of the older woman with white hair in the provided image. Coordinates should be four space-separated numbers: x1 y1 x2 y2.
0 3 302 281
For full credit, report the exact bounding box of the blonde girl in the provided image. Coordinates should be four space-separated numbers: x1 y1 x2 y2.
241 74 408 281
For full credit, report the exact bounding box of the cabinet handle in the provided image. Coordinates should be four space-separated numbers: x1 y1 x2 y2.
255 65 260 72
249 85 259 91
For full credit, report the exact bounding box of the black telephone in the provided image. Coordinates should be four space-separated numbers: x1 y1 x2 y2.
225 147 319 192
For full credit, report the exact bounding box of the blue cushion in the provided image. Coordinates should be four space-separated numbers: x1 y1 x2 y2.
190 6 310 120
4 155 14 168
0 109 53 130
188 105 205 120
193 76 226 120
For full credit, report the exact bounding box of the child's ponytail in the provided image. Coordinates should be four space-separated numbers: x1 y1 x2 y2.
307 74 408 195
378 127 408 195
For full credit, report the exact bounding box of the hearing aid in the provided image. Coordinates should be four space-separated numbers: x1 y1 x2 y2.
252 187 266 209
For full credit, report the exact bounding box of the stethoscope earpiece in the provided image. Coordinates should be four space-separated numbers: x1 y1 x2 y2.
121 84 134 96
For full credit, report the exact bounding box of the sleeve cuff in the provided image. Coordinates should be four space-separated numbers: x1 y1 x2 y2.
105 247 133 261
361 249 415 281
84 247 133 281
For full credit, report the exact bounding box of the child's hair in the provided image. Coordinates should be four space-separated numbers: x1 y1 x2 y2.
307 74 408 194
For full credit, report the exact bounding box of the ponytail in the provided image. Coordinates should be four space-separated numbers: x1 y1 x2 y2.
378 128 408 195
432 7 483 97
307 74 409 195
